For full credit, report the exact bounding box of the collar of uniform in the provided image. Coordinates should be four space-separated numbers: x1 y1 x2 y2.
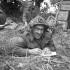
30 32 34 41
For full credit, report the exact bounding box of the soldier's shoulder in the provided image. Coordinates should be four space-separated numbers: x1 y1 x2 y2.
21 31 30 39
44 32 52 39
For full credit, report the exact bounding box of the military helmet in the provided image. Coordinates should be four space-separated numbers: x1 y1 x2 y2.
29 15 49 29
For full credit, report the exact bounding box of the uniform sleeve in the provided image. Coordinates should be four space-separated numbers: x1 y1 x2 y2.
8 36 30 57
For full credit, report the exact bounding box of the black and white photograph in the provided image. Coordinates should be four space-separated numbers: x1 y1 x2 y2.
0 0 70 70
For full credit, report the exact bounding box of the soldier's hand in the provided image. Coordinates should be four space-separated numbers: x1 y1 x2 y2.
29 48 42 55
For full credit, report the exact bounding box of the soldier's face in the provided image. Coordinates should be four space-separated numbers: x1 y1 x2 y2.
33 25 44 39
28 0 33 6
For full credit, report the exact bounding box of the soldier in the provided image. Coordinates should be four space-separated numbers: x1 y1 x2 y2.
22 0 40 23
8 15 56 57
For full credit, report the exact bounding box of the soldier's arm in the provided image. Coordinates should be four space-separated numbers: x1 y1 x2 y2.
8 37 30 57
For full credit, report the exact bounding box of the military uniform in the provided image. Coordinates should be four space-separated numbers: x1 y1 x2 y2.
8 16 56 57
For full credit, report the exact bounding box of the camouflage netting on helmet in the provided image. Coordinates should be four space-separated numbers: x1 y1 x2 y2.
29 15 49 31
29 15 47 26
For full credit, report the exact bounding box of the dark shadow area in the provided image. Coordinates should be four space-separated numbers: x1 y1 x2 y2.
1 0 23 22
1 0 23 17
67 11 70 29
